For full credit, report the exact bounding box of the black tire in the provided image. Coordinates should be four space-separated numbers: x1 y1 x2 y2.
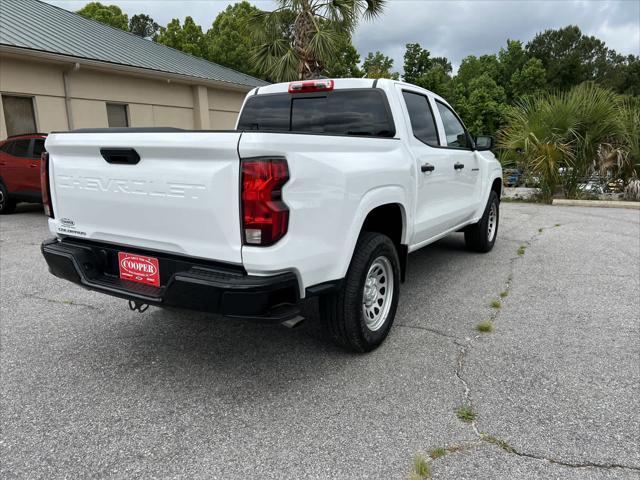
465 191 499 253
0 183 16 215
320 232 401 353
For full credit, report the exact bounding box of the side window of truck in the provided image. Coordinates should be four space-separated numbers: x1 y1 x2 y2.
435 101 472 149
402 91 439 146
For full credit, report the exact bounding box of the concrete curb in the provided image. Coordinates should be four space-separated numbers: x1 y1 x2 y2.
553 199 640 209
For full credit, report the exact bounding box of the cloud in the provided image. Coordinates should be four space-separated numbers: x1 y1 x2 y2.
47 0 640 73
352 0 640 71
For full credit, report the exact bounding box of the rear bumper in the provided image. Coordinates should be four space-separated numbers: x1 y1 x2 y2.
41 238 300 323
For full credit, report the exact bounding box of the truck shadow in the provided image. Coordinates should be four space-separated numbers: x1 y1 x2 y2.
105 233 476 363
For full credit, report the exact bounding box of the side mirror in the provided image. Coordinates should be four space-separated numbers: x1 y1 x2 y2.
475 136 494 151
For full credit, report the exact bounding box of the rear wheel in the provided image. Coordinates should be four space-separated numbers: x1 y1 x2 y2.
464 191 499 253
320 232 400 352
0 183 16 215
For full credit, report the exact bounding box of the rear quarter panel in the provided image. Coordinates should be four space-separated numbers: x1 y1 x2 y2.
239 132 413 293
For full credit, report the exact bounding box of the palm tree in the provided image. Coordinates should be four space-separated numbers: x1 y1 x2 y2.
249 0 386 82
499 83 627 202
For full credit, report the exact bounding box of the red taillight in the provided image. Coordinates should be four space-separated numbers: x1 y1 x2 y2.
241 158 289 246
288 79 334 93
40 152 54 218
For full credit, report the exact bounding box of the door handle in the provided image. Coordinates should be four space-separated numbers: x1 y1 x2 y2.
454 162 465 170
30 164 38 168
421 163 435 173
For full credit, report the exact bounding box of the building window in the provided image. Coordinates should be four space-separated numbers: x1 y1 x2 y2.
106 103 129 127
2 95 37 137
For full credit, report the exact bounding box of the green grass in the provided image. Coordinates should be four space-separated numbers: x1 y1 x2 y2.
490 299 502 309
428 447 447 460
482 434 516 454
409 454 431 479
476 320 493 333
538 228 544 233
456 405 477 423
499 291 509 298
517 245 527 256
554 223 561 227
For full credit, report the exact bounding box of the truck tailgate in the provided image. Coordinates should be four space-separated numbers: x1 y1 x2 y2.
45 131 243 264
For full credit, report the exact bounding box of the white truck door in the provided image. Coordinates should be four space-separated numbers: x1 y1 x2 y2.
399 88 460 244
433 100 480 220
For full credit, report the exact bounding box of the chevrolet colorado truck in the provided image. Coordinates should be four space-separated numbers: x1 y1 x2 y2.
41 78 502 352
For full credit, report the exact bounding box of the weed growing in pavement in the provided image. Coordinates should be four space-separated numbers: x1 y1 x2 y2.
490 300 502 309
456 405 477 423
409 454 431 479
517 245 527 256
428 447 447 460
554 223 561 227
476 321 493 333
482 434 516 454
500 291 509 298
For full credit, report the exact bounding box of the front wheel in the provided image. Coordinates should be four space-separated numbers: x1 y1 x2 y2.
0 183 16 215
464 190 499 253
320 232 400 353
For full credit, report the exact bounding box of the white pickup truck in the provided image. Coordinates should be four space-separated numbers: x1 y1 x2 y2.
41 78 502 352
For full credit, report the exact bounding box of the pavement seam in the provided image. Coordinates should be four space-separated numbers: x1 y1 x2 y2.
395 323 462 342
429 222 640 474
23 293 102 312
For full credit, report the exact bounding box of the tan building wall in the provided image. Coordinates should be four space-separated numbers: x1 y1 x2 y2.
0 53 250 139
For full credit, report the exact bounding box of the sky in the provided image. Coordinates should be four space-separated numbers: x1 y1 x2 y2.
46 0 640 72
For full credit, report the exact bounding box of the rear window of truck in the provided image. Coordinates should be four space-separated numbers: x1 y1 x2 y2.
237 90 395 138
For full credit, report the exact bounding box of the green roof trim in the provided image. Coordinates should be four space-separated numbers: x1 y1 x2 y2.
0 0 268 89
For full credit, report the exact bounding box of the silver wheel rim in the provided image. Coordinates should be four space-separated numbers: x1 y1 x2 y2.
487 202 497 242
0 189 4 208
362 256 394 332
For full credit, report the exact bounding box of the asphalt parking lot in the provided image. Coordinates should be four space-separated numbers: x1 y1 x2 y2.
1 203 639 479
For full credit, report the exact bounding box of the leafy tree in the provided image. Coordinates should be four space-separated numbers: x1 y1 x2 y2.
497 40 528 100
154 17 206 58
456 54 501 88
417 65 452 98
205 1 263 79
510 58 547 99
248 0 387 81
456 73 507 137
129 14 159 38
430 56 452 74
76 2 128 30
403 43 431 84
526 25 609 90
324 36 363 78
362 51 399 79
401 43 453 96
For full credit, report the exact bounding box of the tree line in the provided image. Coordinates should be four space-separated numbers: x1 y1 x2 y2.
77 1 638 140
77 0 639 198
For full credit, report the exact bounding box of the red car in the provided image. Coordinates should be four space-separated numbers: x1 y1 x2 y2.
0 133 47 214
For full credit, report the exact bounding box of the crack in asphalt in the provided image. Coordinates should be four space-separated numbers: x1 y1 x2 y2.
395 323 462 343
483 435 640 471
23 293 102 311
432 223 640 474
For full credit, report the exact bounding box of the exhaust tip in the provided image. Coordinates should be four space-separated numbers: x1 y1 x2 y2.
282 316 305 329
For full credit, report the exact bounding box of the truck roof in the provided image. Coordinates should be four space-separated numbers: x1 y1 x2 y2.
252 78 445 102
